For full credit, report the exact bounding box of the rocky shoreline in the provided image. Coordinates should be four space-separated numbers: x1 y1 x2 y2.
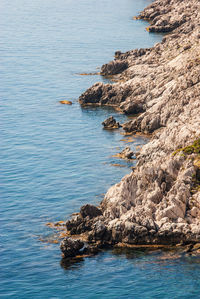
60 0 200 260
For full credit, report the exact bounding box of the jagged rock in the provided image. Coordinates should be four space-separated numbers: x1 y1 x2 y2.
80 204 102 219
79 82 133 109
92 220 107 241
101 60 128 75
60 237 84 258
115 147 134 159
138 0 197 34
120 98 145 114
66 214 93 234
102 116 121 129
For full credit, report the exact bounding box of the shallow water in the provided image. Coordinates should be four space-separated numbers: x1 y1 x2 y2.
1 0 200 298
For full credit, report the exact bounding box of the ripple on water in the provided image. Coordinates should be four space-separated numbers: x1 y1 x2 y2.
1 0 200 298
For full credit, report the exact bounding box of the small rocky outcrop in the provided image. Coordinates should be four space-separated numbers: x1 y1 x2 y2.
138 0 198 33
60 238 84 258
115 147 134 159
60 237 101 259
101 60 128 76
102 116 121 129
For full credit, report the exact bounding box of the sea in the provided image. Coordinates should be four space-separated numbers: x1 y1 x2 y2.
1 0 200 298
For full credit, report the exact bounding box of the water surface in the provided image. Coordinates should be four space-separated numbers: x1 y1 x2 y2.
1 0 200 298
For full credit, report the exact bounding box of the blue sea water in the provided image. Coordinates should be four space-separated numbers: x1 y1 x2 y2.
1 0 200 298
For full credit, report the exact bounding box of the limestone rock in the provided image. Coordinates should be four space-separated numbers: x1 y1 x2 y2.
60 237 84 258
102 116 121 129
101 60 128 75
115 147 134 159
63 0 200 252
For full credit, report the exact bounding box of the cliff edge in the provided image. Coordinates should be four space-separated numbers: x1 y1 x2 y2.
61 0 200 257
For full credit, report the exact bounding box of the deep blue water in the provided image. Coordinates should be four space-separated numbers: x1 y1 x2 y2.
1 0 200 298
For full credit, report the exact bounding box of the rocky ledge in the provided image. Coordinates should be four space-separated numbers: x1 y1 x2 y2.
61 0 200 259
102 116 121 129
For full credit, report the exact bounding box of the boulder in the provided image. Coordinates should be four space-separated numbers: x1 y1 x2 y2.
80 204 102 219
118 147 134 159
60 237 84 258
101 60 128 75
102 116 121 129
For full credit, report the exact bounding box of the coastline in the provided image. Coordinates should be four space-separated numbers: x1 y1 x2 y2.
60 0 200 260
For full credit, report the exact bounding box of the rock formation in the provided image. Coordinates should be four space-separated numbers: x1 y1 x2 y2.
61 0 200 257
102 116 121 129
59 100 72 105
60 238 84 258
114 147 134 159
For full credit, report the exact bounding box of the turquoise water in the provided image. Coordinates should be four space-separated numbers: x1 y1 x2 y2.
1 0 200 298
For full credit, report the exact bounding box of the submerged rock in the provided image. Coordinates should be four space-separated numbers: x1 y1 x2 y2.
102 116 121 129
120 147 134 159
59 100 72 105
114 147 134 159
